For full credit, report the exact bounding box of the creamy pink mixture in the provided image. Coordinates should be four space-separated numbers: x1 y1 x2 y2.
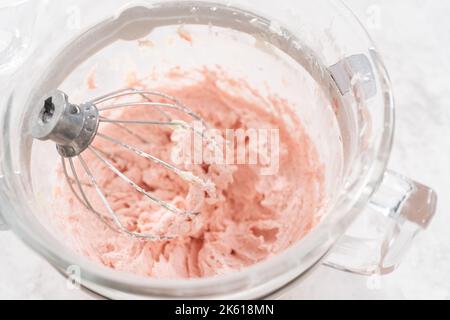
52 68 325 279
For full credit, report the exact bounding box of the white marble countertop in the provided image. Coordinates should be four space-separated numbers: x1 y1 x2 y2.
0 0 449 299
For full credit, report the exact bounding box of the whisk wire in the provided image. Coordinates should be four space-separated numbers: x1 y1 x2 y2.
89 88 173 120
90 88 205 124
107 122 152 144
99 102 181 112
61 157 89 209
99 116 210 148
66 157 119 233
88 146 197 217
78 153 172 241
96 132 210 189
100 118 189 127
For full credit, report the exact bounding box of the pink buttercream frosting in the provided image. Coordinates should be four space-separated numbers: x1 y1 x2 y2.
51 68 325 279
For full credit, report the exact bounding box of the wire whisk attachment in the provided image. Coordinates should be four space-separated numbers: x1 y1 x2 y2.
31 88 215 240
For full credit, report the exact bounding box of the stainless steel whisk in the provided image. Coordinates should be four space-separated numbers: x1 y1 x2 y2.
30 88 214 240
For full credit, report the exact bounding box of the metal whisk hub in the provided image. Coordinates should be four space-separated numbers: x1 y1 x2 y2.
31 90 100 158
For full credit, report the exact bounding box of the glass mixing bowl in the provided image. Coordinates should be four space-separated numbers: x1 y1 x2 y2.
0 0 437 299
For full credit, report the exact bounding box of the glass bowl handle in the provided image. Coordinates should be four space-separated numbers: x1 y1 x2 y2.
323 170 437 275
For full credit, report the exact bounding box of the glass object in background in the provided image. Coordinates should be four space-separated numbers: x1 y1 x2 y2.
0 0 38 72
